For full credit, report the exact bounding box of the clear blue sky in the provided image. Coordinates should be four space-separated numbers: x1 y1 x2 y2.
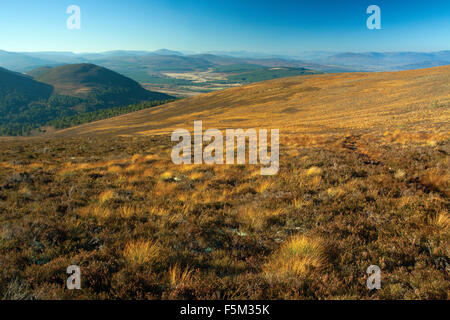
0 0 449 53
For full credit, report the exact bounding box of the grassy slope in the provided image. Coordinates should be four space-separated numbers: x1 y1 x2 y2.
52 65 450 137
0 66 448 299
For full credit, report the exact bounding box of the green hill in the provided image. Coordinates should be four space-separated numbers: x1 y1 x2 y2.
0 67 53 104
32 63 170 105
0 67 55 135
25 66 54 78
0 64 173 136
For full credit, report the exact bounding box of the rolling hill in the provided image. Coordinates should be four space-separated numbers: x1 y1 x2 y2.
0 67 55 135
30 63 170 102
51 65 450 137
0 66 53 103
0 64 173 135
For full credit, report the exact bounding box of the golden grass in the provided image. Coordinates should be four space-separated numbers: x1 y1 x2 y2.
385 130 449 146
123 240 161 266
147 204 168 216
394 169 406 179
308 175 322 188
27 163 43 170
154 180 178 197
237 206 284 231
99 190 117 203
420 169 449 196
131 154 142 163
293 197 311 209
78 204 141 219
119 205 138 218
124 175 143 185
107 165 123 174
123 163 140 172
78 205 113 219
326 186 346 198
263 235 325 280
434 211 449 231
142 168 156 178
305 166 323 176
160 171 174 181
189 171 204 181
168 264 194 288
255 180 274 193
48 66 450 138
18 186 32 196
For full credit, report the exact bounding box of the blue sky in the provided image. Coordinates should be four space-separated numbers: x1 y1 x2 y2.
0 0 449 53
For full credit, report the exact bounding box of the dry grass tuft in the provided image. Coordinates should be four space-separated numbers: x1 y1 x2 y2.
394 169 406 179
326 186 346 198
189 171 204 181
237 206 284 231
168 264 194 288
78 205 112 219
420 169 449 196
123 240 161 266
263 235 325 280
160 171 174 181
78 205 141 219
99 190 117 203
256 180 274 193
131 154 142 163
434 211 449 231
119 205 138 218
305 166 322 176
107 165 123 174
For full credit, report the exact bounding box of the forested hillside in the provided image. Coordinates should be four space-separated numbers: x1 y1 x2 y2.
0 64 173 136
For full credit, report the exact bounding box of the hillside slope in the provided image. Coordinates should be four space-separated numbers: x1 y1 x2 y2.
0 67 53 102
52 65 450 137
31 63 170 102
0 67 54 134
0 64 173 135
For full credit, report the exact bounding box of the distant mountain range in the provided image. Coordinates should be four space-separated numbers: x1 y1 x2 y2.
1 49 449 82
301 51 450 71
208 50 450 71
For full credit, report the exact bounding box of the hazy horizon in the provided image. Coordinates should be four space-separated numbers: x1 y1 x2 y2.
2 48 450 57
